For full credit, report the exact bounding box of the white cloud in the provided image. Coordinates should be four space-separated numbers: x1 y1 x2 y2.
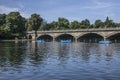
0 5 20 13
0 5 30 18
84 0 114 9
82 0 116 20
21 11 30 18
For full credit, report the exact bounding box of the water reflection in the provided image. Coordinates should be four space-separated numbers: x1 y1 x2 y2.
98 44 114 61
0 42 120 80
0 42 26 67
28 42 45 64
0 42 116 66
58 44 70 60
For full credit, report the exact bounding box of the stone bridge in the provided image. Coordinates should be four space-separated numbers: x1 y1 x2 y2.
27 28 120 42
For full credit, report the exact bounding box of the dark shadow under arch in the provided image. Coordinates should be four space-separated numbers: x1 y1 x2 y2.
107 33 120 43
37 35 53 42
77 33 104 43
55 34 75 42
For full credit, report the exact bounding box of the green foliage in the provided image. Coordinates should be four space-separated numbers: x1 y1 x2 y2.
57 17 69 29
94 20 103 28
39 21 49 30
0 14 6 26
104 16 113 28
27 25 33 31
27 13 43 31
1 25 10 32
47 21 58 30
80 19 90 29
69 21 80 29
6 12 26 37
0 25 12 39
90 24 95 28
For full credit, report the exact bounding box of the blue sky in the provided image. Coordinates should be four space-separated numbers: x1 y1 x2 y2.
0 0 120 23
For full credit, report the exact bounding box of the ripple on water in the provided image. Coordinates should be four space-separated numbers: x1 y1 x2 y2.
0 42 120 80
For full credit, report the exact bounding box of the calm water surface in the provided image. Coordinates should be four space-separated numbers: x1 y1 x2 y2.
0 42 120 80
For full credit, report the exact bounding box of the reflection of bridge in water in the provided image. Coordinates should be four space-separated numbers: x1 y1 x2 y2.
27 28 120 43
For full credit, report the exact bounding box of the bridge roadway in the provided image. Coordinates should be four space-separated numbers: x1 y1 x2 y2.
27 28 120 42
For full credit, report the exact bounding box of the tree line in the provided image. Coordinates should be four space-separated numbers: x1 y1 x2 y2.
0 11 120 39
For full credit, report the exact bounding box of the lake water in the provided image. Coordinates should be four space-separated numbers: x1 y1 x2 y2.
0 42 120 80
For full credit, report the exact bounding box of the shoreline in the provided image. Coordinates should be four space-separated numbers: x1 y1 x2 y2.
0 39 32 42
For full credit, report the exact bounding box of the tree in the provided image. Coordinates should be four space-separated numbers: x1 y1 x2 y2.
94 20 103 28
0 14 6 26
27 13 43 38
57 17 69 29
28 13 43 31
0 14 6 31
1 25 11 39
104 16 113 28
48 21 58 30
69 21 80 29
80 19 90 29
39 20 49 30
6 12 26 38
114 23 120 27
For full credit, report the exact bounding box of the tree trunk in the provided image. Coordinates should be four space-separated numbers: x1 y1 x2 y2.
35 30 37 41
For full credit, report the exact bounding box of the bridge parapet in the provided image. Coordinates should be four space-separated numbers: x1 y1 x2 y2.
37 28 120 33
27 28 120 42
27 28 120 33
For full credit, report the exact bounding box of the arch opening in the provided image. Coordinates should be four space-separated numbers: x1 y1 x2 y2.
77 33 104 43
37 35 53 42
55 34 75 42
107 33 120 43
28 35 32 39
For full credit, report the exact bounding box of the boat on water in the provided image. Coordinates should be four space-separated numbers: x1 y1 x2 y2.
36 40 45 43
60 40 72 43
99 40 112 44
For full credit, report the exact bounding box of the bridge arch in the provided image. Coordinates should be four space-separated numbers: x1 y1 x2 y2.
107 33 120 42
28 35 32 39
37 34 53 42
55 34 75 42
77 33 104 42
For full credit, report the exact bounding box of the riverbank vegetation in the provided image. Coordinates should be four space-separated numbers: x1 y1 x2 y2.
0 11 120 39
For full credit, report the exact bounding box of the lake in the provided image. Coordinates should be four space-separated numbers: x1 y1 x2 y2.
0 42 120 80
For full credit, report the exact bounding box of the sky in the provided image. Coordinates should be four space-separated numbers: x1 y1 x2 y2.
0 0 120 23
